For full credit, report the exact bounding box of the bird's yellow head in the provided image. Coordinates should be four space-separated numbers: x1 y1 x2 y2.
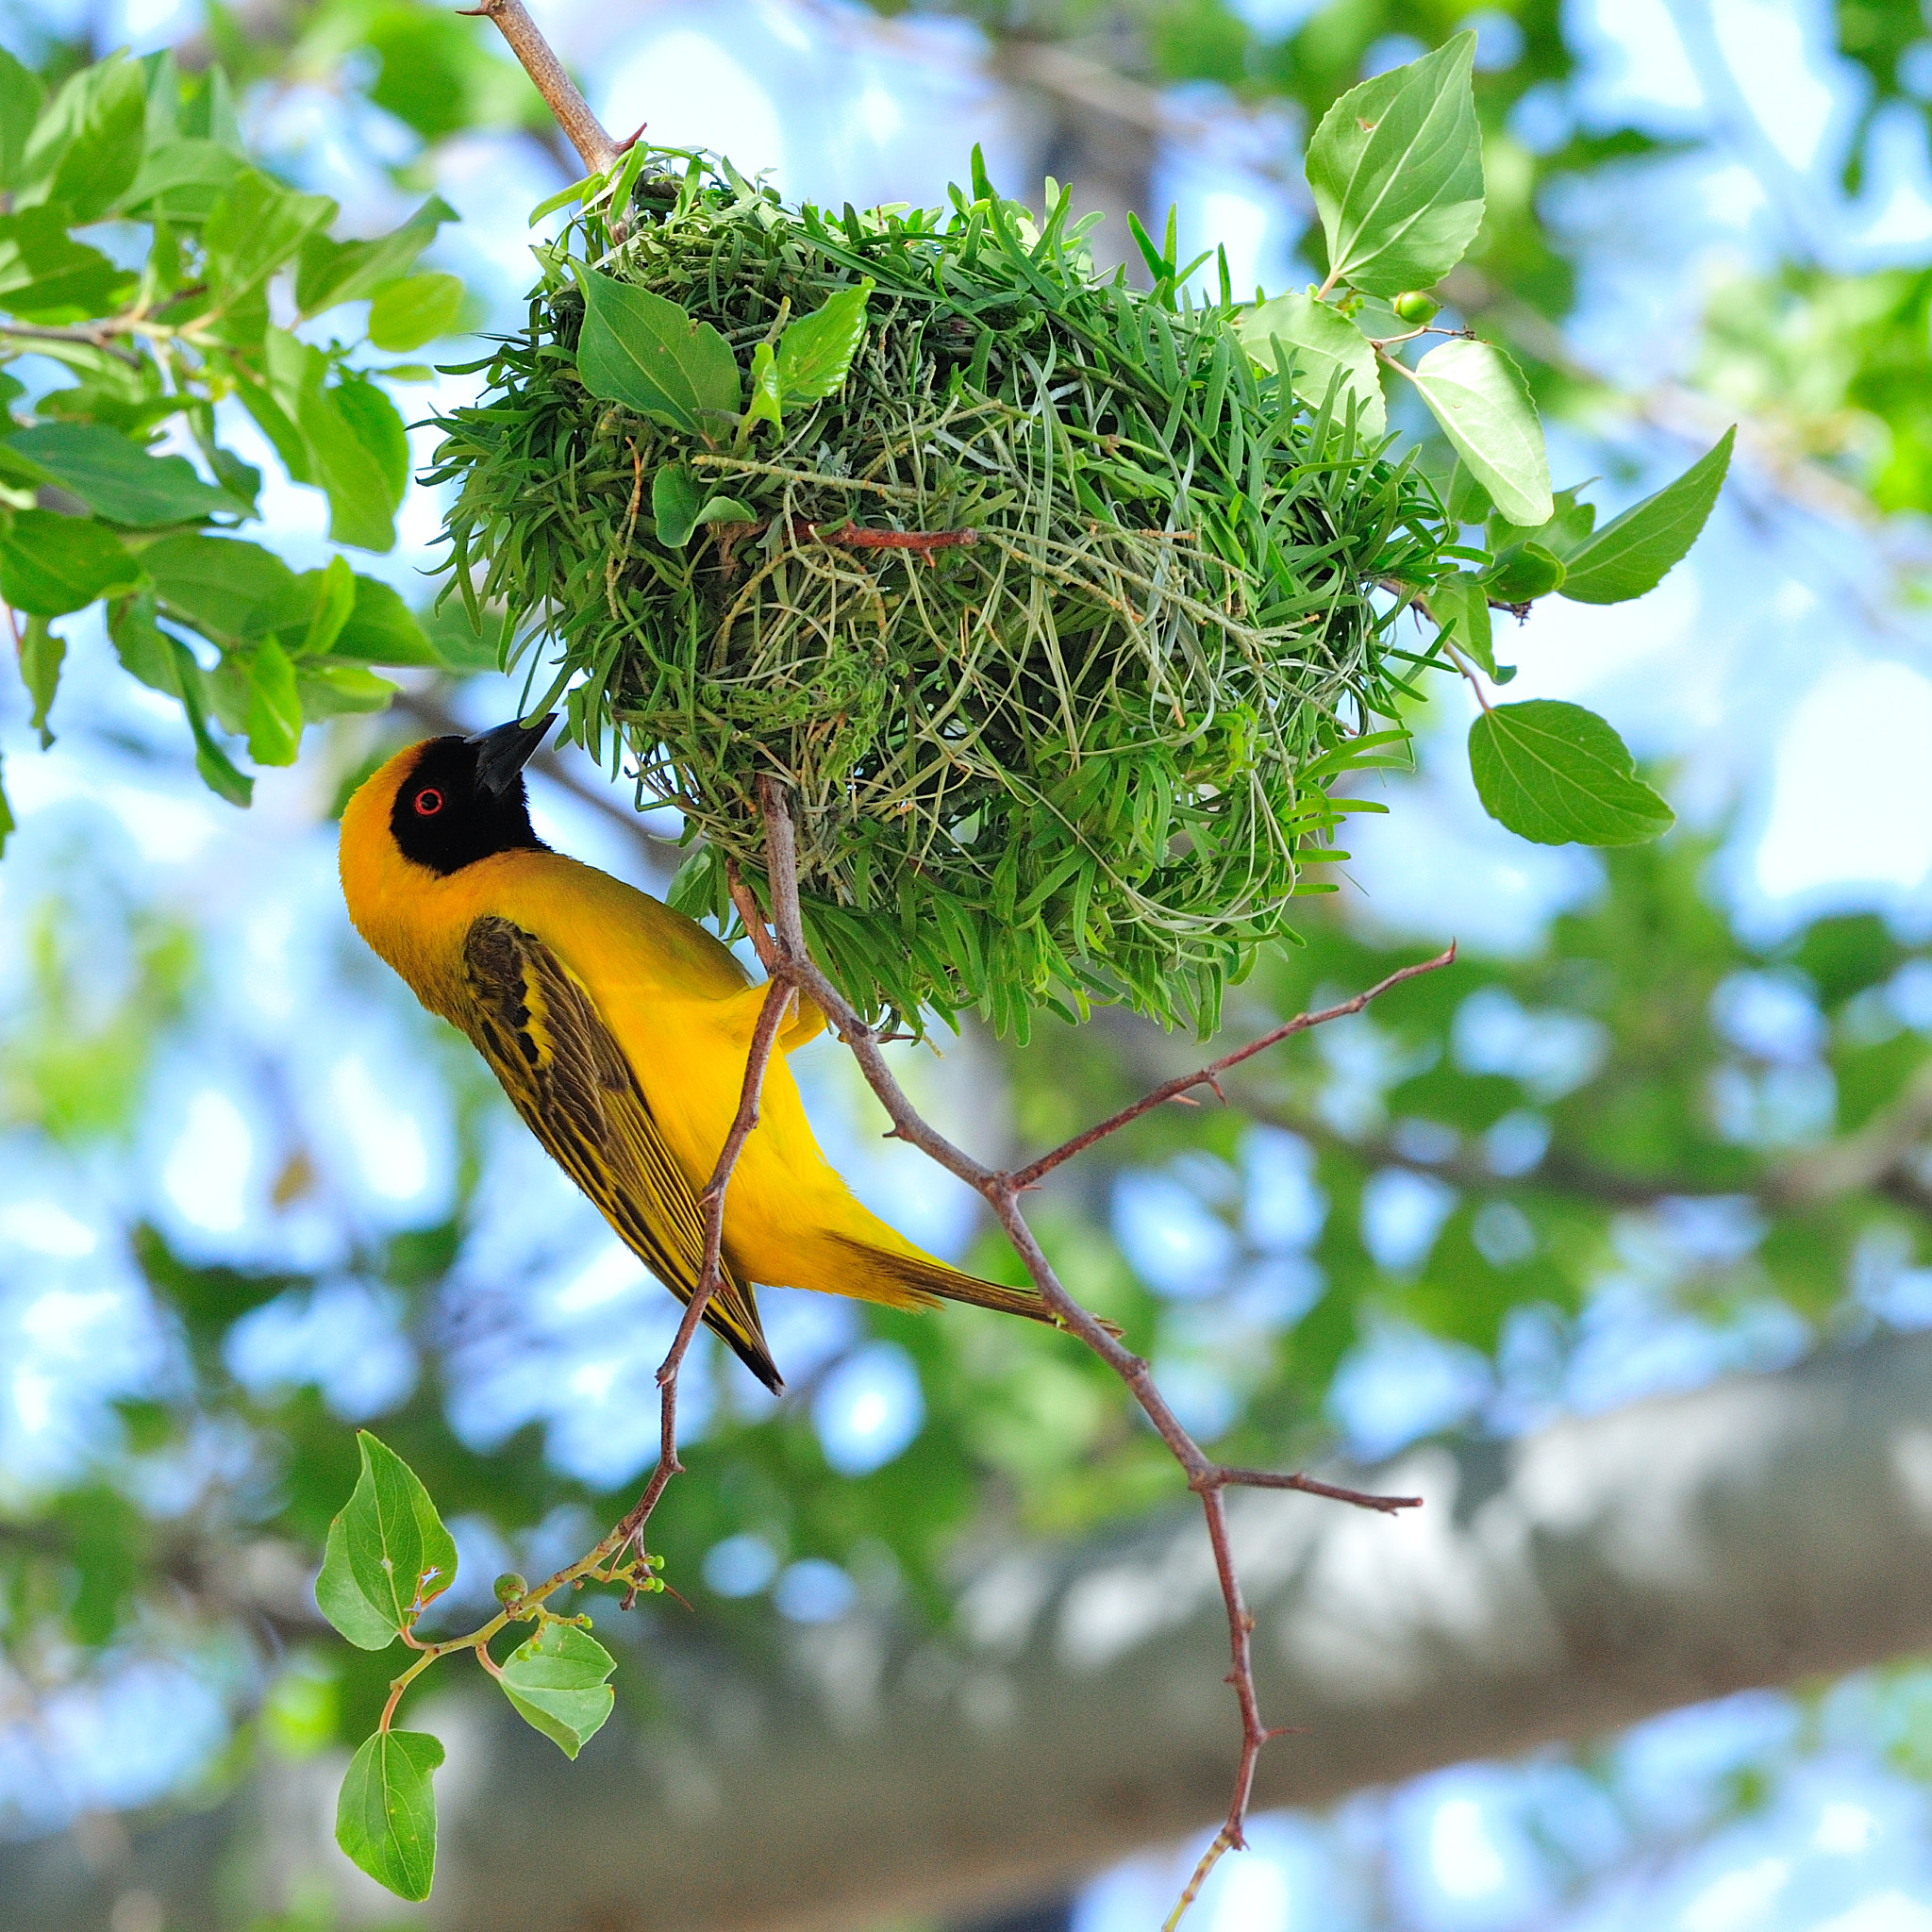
339 718 554 999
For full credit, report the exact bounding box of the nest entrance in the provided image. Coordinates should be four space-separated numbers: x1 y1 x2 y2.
433 157 1440 1038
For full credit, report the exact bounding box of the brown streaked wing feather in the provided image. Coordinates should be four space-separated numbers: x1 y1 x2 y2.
459 915 781 1391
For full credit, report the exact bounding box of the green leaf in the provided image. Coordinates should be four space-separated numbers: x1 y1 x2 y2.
313 1431 458 1646
143 533 298 643
116 617 257 808
5 423 243 525
693 494 756 526
327 575 439 667
19 614 64 746
1558 428 1734 606
246 635 303 765
1481 541 1565 603
1509 483 1596 560
1445 458 1491 525
1403 339 1552 527
1427 571 1493 675
1236 289 1386 439
0 510 142 615
118 138 245 224
361 8 545 142
652 462 706 548
294 195 457 316
1469 700 1674 846
745 340 783 430
296 663 399 719
295 554 358 657
0 208 135 322
0 49 43 187
497 1622 616 1759
335 1729 443 1903
1306 32 1484 298
24 53 147 224
775 280 873 407
313 1514 399 1650
108 592 190 696
202 168 336 311
575 271 741 434
368 273 465 352
299 375 408 553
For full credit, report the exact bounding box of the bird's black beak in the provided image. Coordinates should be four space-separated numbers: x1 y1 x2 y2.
468 715 555 798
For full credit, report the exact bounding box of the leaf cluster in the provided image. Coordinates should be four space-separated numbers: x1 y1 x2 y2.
0 44 465 828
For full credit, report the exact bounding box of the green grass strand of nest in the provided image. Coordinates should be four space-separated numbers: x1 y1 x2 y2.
427 150 1447 1041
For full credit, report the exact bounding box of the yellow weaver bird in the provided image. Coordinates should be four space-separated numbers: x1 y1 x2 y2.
339 718 1054 1391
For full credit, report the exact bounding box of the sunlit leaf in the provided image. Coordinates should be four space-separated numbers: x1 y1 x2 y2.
1559 429 1735 605
313 1431 458 1645
202 167 336 311
294 196 457 316
1469 699 1674 846
1306 32 1484 298
775 280 873 407
0 208 135 322
1403 339 1552 527
335 1729 443 1902
368 273 465 352
24 52 146 224
1237 288 1386 438
0 48 43 187
497 1622 617 1759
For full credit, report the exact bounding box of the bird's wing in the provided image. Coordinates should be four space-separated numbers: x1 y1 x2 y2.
458 914 781 1391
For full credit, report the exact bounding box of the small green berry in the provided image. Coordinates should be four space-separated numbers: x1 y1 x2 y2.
493 1571 528 1606
1391 291 1439 325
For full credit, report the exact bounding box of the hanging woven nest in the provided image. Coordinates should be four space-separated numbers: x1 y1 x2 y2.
430 150 1441 1040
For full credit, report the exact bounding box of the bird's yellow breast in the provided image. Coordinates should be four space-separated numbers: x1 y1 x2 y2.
338 745 847 1269
339 744 751 1024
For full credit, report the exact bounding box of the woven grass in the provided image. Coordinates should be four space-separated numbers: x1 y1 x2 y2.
429 153 1445 1039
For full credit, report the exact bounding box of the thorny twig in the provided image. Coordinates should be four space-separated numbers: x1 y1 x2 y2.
464 11 1446 1921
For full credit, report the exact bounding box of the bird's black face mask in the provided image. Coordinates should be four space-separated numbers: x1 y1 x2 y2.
390 718 555 876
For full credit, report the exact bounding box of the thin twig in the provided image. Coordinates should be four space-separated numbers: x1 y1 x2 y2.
748 778 1436 1924
458 0 621 174
610 972 794 1574
1007 945 1457 1190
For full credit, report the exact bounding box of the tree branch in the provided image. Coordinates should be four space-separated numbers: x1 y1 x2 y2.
457 0 621 174
611 973 794 1570
1008 948 1457 1191
745 776 1430 1923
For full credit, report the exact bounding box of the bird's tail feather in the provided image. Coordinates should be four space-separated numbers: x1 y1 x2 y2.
825 1236 1121 1336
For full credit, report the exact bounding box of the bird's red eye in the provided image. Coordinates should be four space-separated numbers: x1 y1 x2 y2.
413 787 444 817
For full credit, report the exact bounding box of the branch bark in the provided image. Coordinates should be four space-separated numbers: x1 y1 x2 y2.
741 779 1441 1918
457 0 621 174
22 1326 1932 1931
